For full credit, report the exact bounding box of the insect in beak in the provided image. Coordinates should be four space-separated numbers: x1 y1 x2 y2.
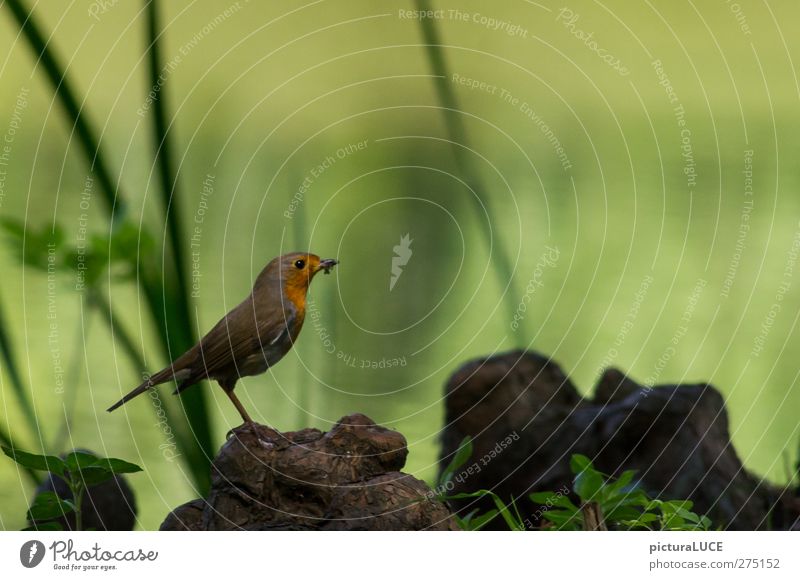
319 258 338 274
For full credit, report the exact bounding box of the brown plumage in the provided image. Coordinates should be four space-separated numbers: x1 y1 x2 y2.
107 252 337 424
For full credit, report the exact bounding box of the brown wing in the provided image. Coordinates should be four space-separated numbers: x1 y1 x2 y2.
176 294 297 389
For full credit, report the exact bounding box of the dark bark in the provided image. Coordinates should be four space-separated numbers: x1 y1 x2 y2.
439 350 800 530
161 414 457 531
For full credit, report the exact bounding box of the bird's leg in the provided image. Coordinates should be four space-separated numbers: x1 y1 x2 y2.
224 388 254 425
221 383 278 446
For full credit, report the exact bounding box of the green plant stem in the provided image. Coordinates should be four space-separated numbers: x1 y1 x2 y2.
91 291 210 490
144 0 192 334
0 425 40 485
0 289 37 438
795 439 800 492
5 0 212 493
50 305 93 452
71 480 83 531
4 0 126 220
581 501 608 531
143 0 212 487
413 0 521 341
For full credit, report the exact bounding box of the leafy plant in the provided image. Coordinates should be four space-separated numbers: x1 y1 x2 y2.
435 443 712 531
434 437 525 531
530 454 712 531
1 218 152 286
0 216 202 476
2 0 213 493
2 446 141 531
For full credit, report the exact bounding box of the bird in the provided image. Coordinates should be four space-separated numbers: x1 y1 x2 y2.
107 252 338 425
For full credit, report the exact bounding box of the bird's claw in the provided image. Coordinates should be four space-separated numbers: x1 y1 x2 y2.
226 421 281 448
226 421 257 440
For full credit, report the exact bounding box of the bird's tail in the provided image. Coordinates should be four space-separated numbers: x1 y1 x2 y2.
106 367 175 412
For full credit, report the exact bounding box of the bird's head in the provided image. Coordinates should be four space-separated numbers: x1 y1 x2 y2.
258 252 337 307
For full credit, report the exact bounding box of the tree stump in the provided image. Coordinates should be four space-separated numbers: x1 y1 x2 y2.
161 414 457 530
439 350 800 530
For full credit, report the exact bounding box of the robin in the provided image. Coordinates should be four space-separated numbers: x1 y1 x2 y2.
107 252 338 424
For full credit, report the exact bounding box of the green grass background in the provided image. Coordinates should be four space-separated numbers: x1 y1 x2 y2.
1 0 799 529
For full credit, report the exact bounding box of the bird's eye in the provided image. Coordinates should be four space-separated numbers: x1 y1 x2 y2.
294 259 306 270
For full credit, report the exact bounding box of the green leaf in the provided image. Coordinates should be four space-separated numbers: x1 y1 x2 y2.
68 457 142 487
542 509 581 530
662 499 693 511
633 512 659 523
458 509 499 531
2 446 66 477
601 488 649 513
644 499 663 511
440 437 473 486
442 491 489 501
443 487 524 530
661 513 687 530
0 219 66 272
63 451 99 472
574 468 604 501
618 518 655 530
605 506 643 522
26 491 76 521
458 508 478 525
569 454 606 501
93 457 143 475
612 469 636 489
511 497 525 529
602 469 637 500
92 457 142 474
529 491 579 512
677 508 700 523
469 509 500 531
569 454 593 475
73 465 114 487
488 494 524 530
1 218 24 239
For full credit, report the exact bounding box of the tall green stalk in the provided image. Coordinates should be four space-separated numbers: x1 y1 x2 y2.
0 290 37 438
91 291 207 485
4 0 126 220
4 0 212 492
144 0 192 325
144 0 212 491
413 0 521 341
48 307 92 452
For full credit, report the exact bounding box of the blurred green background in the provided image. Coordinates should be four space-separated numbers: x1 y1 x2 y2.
1 0 799 529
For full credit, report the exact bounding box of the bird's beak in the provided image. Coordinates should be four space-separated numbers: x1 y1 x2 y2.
319 258 338 274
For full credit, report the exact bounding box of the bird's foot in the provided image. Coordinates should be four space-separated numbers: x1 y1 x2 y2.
226 421 281 447
226 421 256 439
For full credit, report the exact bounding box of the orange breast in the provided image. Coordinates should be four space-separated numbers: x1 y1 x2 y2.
284 283 308 313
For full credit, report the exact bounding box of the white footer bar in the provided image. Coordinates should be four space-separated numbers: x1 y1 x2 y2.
1 531 796 578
